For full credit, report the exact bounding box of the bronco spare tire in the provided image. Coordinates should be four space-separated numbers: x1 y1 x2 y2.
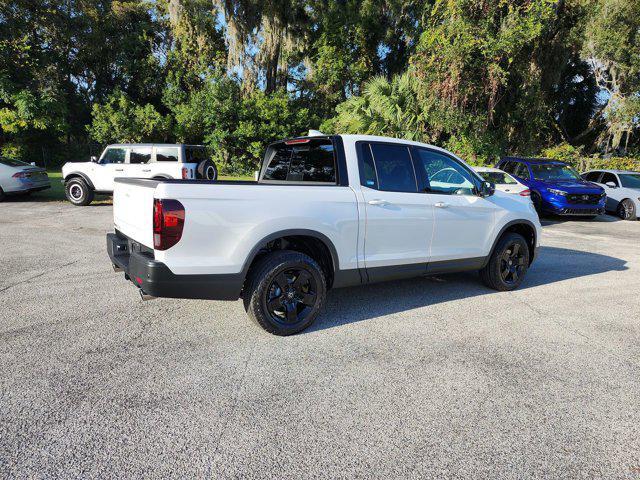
196 160 218 180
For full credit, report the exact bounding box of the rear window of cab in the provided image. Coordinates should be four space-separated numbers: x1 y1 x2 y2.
261 138 336 184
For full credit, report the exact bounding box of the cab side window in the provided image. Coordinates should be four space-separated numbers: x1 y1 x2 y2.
412 148 476 195
358 143 417 193
101 148 126 164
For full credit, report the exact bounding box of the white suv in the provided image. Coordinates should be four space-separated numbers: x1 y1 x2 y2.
62 144 217 206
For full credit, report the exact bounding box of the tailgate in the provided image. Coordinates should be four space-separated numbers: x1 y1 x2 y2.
113 178 159 248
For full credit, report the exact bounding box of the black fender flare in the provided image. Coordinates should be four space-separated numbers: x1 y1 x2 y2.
64 172 95 190
483 219 538 267
240 229 341 278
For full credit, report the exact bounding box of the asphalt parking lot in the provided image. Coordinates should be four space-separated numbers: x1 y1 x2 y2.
1 198 639 479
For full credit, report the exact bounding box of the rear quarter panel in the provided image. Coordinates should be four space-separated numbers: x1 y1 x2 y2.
153 183 360 275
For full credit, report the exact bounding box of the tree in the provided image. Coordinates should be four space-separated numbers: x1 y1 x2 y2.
583 0 640 153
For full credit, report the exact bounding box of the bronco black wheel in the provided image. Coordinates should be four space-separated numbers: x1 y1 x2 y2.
617 199 637 221
244 250 326 335
480 232 530 291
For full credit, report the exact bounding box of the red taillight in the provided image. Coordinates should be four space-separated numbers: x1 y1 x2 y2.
182 167 188 179
12 172 27 178
153 199 185 250
519 189 531 197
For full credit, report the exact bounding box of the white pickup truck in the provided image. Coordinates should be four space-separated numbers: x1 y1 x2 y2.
62 143 217 206
107 134 541 335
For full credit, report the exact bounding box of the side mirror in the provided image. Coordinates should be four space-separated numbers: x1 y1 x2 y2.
90 155 98 163
605 181 617 188
478 181 495 198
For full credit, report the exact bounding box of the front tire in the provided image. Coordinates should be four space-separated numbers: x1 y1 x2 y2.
617 199 637 221
0 187 5 202
243 250 327 335
65 178 94 206
480 232 530 291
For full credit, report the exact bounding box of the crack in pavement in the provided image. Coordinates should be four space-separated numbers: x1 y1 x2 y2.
0 260 79 293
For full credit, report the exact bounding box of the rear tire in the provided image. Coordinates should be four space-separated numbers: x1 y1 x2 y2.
0 187 5 202
617 199 637 221
480 232 530 291
197 160 218 180
65 177 94 206
243 250 326 335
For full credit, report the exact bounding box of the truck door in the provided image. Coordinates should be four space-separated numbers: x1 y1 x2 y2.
357 142 434 282
411 147 499 262
92 147 128 191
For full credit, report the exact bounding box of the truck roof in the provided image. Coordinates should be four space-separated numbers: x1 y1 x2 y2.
279 134 459 157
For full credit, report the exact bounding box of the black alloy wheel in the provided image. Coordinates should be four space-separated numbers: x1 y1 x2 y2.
499 242 526 286
265 268 318 325
479 232 530 291
244 250 326 335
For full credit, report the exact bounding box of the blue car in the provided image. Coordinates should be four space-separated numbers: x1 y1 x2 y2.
496 157 606 217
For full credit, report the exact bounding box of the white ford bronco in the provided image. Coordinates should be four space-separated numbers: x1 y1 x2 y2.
107 134 541 335
62 143 217 206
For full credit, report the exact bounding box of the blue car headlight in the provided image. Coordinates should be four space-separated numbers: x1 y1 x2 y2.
548 188 567 196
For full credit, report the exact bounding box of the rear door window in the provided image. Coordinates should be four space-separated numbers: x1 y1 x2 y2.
129 147 152 164
262 138 336 183
367 143 417 192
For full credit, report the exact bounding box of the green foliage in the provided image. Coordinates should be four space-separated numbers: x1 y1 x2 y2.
542 143 640 171
173 78 311 174
88 91 172 144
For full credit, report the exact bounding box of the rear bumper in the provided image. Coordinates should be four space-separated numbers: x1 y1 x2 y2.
107 232 243 300
5 183 51 194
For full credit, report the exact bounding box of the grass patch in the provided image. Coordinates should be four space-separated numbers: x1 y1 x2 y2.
27 170 253 202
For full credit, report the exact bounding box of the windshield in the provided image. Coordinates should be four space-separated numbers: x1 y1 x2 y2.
531 163 580 181
619 173 640 189
479 171 517 185
0 157 30 167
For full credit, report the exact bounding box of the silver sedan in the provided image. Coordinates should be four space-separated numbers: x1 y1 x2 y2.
0 157 51 201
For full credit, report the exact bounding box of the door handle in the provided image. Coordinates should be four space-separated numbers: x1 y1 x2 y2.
368 199 390 206
115 168 124 172
435 202 449 208
142 169 151 172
